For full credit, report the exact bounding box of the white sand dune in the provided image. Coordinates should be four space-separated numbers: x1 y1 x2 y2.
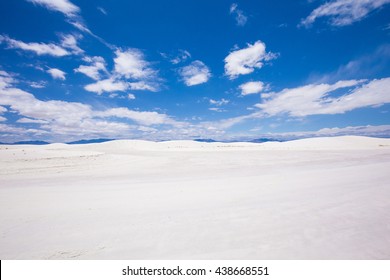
0 136 390 259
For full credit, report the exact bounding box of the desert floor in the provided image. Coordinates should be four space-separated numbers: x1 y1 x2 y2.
1 136 390 259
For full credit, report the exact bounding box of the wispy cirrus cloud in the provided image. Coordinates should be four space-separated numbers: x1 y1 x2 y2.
263 125 390 139
25 0 110 47
29 81 47 89
160 49 191 65
300 0 390 27
202 77 390 130
209 98 229 106
26 0 80 17
224 41 277 79
230 3 248 26
0 35 69 57
255 78 390 117
97 7 107 15
0 33 83 57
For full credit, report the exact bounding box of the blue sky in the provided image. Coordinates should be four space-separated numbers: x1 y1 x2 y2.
0 0 389 142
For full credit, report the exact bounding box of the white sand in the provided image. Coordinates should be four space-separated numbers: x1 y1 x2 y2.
0 136 390 259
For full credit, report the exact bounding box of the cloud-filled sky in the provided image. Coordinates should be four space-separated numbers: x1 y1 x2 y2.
0 0 389 142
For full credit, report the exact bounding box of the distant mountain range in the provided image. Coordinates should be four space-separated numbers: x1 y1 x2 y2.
66 138 114 144
0 139 114 145
0 137 285 145
0 140 50 145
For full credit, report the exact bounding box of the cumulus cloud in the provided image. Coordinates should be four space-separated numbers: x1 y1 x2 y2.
114 48 156 80
60 34 83 55
75 56 108 80
0 70 15 88
230 3 248 26
47 68 66 80
128 81 158 92
84 78 128 94
0 72 187 141
300 0 390 27
80 49 160 94
255 78 390 117
179 60 211 86
128 93 136 100
0 35 69 57
224 41 277 79
239 81 265 95
84 79 158 94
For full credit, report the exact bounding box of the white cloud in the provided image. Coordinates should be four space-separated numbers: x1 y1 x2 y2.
97 7 107 15
209 107 226 112
170 49 191 64
80 50 160 94
96 108 181 126
239 81 265 95
47 68 66 80
26 0 108 49
84 78 128 94
17 117 48 124
209 99 229 106
26 0 80 17
84 79 158 94
224 41 276 79
0 35 69 57
0 105 7 113
114 49 156 80
0 70 14 88
266 125 390 139
301 0 390 27
203 113 257 130
0 75 188 142
255 78 390 117
60 34 83 55
0 105 6 122
230 3 248 26
30 81 47 88
200 77 390 131
75 56 107 80
128 93 136 100
179 60 211 86
128 81 158 92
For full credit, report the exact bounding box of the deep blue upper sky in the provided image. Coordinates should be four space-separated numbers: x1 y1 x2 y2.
0 0 389 142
